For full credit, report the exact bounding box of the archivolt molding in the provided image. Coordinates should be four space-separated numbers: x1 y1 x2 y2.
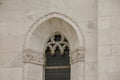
70 48 85 64
24 12 85 49
23 49 46 65
23 12 85 65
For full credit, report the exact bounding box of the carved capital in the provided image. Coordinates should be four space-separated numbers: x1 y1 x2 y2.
23 49 46 65
70 48 85 64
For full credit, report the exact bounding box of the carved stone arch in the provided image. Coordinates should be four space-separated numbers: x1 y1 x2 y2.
24 12 85 50
45 32 70 55
23 12 85 80
44 32 70 54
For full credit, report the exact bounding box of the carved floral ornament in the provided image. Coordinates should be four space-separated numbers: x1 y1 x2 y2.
23 48 85 65
23 49 46 65
69 48 85 64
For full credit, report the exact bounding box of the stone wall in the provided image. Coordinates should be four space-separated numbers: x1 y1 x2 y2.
98 0 120 80
0 0 97 80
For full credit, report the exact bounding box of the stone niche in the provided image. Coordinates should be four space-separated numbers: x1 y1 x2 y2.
23 12 85 80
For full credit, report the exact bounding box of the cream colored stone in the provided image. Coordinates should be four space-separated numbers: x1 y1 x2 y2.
23 13 88 80
0 52 23 67
107 72 120 80
98 29 112 45
68 0 97 9
85 34 97 49
98 16 111 30
85 48 97 62
98 56 108 73
49 0 69 9
23 0 49 10
85 62 97 75
0 35 24 52
98 45 111 57
107 56 119 72
99 73 108 80
71 62 84 80
0 68 23 80
85 75 98 80
111 16 120 28
71 9 97 22
1 0 120 80
98 0 120 80
0 11 25 22
0 22 27 35
24 64 43 80
111 45 120 56
0 0 25 11
99 0 120 16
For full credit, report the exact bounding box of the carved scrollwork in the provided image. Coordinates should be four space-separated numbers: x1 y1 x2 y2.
23 49 46 65
70 48 85 64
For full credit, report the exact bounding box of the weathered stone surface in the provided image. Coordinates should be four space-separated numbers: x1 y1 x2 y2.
2 0 120 80
98 0 120 80
0 68 22 80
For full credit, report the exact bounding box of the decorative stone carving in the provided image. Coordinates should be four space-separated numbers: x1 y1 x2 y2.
23 49 46 65
70 48 85 64
45 32 69 56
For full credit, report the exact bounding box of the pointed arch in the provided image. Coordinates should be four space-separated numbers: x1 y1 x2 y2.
24 12 85 50
23 12 85 80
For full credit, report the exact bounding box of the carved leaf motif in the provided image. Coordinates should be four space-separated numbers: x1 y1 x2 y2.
70 48 85 64
23 49 46 65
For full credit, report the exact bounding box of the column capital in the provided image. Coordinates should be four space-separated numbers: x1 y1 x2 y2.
70 48 85 64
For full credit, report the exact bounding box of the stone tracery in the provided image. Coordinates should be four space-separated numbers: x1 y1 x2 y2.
45 32 69 56
23 32 85 65
23 12 85 65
